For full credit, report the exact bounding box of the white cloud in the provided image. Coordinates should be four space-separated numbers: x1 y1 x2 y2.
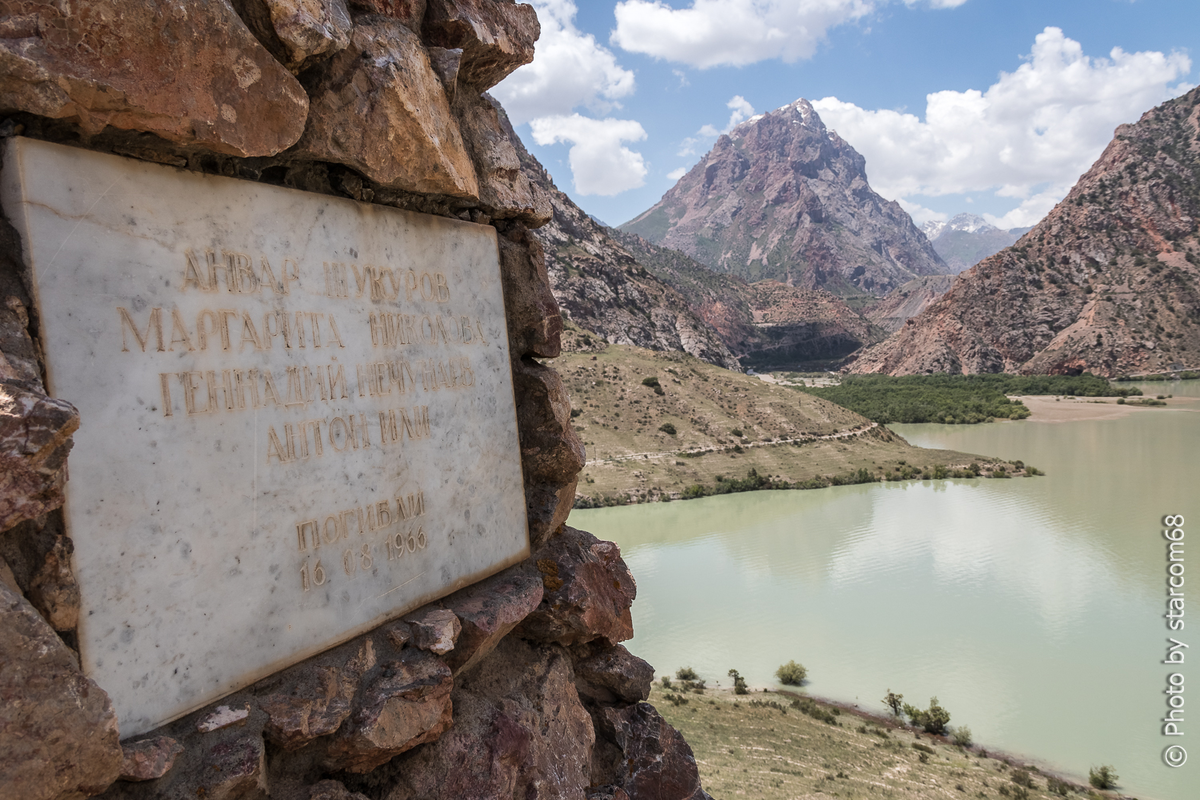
725 95 755 129
812 28 1192 226
530 115 649 196
667 167 688 180
493 1 636 124
612 0 876 69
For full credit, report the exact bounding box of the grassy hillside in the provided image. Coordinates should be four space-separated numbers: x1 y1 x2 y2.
650 684 1105 800
553 335 1030 506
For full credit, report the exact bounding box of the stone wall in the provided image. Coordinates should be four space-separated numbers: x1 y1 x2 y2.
0 3 708 798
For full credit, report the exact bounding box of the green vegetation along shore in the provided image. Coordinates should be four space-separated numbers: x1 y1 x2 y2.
798 373 1140 425
555 336 1035 507
650 684 1122 800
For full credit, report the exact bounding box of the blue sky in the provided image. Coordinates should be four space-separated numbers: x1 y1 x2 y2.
492 0 1199 230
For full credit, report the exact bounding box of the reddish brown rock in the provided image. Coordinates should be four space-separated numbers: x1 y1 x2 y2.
293 17 478 198
0 0 308 157
199 732 268 800
405 607 460 655
517 526 635 647
0 296 40 385
572 643 653 706
500 227 561 359
439 566 543 675
259 639 375 750
230 0 351 72
455 93 551 224
525 477 578 550
0 581 121 799
324 649 452 773
0 381 77 545
118 736 183 782
348 0 426 31
383 637 593 800
512 358 582 483
511 355 584 548
598 703 709 800
423 0 539 90
25 534 79 631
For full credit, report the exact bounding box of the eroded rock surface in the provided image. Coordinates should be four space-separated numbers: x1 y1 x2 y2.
518 526 635 647
0 582 121 800
381 636 593 800
0 0 308 156
293 16 478 197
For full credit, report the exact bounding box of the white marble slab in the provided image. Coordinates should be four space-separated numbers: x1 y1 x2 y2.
1 138 529 737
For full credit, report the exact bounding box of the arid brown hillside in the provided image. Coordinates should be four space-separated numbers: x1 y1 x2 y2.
850 86 1200 377
621 99 946 301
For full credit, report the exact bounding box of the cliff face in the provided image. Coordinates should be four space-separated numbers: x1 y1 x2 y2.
622 99 947 300
850 86 1200 377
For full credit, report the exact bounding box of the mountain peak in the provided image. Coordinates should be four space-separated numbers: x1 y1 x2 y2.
623 97 946 298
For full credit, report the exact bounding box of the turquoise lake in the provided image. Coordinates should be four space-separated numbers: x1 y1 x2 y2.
572 381 1200 800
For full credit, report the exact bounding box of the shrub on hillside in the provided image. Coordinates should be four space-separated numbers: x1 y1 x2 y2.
1089 765 1118 789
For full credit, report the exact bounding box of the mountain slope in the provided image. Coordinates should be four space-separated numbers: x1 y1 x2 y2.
500 102 741 370
850 87 1200 377
863 275 956 333
622 99 947 300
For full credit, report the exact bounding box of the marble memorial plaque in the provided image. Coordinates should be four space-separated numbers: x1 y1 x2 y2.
1 138 529 736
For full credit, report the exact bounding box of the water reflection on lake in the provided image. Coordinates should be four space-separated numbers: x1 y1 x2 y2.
572 381 1200 800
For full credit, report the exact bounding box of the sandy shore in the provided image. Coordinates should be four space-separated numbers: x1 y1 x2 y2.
1014 394 1195 422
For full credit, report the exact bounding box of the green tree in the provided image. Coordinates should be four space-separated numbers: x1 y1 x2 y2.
728 668 749 695
882 690 904 717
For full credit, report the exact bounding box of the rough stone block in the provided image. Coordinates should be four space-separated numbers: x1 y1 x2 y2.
513 358 583 483
294 16 478 198
382 637 593 800
0 581 121 800
598 703 709 800
438 566 543 675
0 0 308 157
324 649 453 773
259 639 376 750
516 526 635 647
423 0 539 90
233 0 352 72
118 736 184 782
500 229 561 358
456 93 552 224
405 608 461 655
572 643 654 706
0 380 78 534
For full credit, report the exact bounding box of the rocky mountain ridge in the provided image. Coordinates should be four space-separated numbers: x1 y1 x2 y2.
922 214 1031 274
621 99 947 300
850 86 1200 377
